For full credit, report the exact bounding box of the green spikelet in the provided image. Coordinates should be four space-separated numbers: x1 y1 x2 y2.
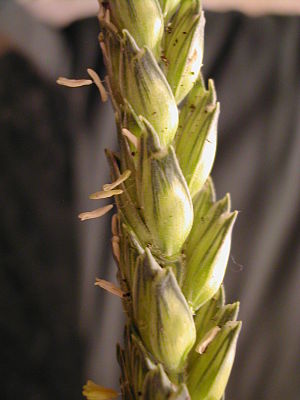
103 0 164 57
120 30 179 147
133 248 196 373
76 1 242 399
163 0 205 103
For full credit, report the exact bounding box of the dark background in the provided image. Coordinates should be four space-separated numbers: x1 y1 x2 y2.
0 2 299 399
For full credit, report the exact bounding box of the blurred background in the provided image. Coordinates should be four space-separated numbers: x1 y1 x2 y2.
1 1 299 399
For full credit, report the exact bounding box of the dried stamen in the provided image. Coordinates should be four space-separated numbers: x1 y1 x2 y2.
122 128 138 149
56 77 92 88
89 189 123 200
87 68 108 102
112 236 120 262
103 170 131 191
78 204 113 221
95 278 124 298
111 214 119 236
196 326 221 354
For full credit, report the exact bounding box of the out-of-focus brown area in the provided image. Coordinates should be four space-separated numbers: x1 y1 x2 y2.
1 1 299 400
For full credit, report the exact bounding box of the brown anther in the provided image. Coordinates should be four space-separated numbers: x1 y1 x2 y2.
103 170 131 191
87 68 108 102
112 239 120 263
95 278 124 298
105 8 110 22
102 8 118 33
196 326 221 354
112 235 120 244
111 214 119 236
122 128 138 149
78 204 113 221
99 41 109 62
56 77 92 88
89 189 123 200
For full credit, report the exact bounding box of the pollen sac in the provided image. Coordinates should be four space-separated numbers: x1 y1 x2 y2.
139 119 193 257
102 0 164 57
133 248 196 373
164 0 205 103
175 79 219 198
120 31 179 147
187 321 242 400
183 184 237 311
158 0 181 20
